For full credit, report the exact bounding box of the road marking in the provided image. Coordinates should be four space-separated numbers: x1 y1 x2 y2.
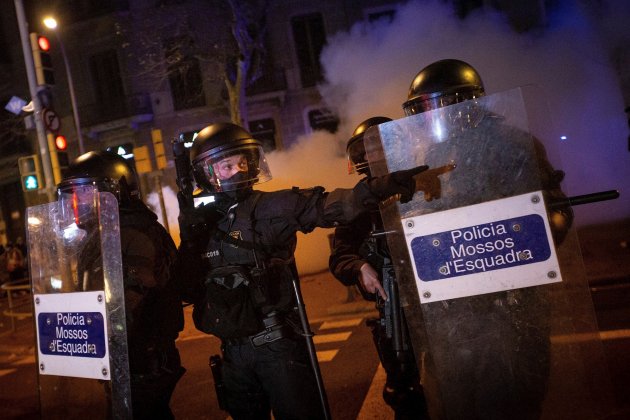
13 355 35 365
316 349 339 362
357 363 392 419
552 328 630 344
600 329 630 340
319 318 363 330
313 332 352 344
178 333 217 342
0 368 17 377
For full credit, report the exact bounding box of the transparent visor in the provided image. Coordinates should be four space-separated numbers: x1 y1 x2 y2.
403 89 484 116
194 144 272 192
346 138 369 175
54 182 102 246
57 182 101 227
403 94 486 139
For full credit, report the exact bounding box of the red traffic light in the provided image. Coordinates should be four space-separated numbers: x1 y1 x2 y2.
37 35 51 51
54 135 67 150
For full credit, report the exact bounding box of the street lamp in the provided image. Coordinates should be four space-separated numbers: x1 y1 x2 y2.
43 16 85 155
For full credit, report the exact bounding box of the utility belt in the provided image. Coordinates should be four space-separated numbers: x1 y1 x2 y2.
221 312 298 348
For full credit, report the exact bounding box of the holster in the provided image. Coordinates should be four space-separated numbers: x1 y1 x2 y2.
209 354 228 411
221 312 297 348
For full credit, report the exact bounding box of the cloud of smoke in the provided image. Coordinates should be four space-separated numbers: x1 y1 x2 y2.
150 0 629 274
318 0 629 225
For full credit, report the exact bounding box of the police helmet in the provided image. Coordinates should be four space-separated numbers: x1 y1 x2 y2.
402 59 485 116
190 122 272 193
57 150 141 205
347 117 392 176
56 151 140 229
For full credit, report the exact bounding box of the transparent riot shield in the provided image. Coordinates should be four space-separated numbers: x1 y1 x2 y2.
365 87 614 419
27 190 131 419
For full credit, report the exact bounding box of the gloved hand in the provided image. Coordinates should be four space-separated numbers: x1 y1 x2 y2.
367 165 429 203
544 170 574 246
414 161 456 201
549 207 573 245
178 192 208 244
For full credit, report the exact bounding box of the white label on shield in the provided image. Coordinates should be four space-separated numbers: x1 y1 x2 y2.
34 291 111 380
402 191 562 303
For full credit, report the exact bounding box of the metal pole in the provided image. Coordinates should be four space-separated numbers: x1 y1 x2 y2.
14 0 55 202
53 29 85 154
290 276 331 419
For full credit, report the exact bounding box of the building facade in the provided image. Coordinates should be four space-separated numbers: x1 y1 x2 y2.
0 0 627 245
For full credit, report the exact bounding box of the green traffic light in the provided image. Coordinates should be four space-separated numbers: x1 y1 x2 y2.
24 175 39 190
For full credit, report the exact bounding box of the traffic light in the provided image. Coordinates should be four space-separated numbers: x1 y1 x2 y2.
29 32 55 86
133 145 153 174
18 155 43 191
151 128 168 170
48 133 69 184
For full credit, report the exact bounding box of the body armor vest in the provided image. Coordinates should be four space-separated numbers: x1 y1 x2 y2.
193 192 298 338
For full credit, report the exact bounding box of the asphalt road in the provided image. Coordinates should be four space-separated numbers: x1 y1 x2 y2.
1 220 629 419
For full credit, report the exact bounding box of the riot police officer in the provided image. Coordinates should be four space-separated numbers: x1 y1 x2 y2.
57 151 185 419
176 122 429 420
400 59 573 419
329 117 430 420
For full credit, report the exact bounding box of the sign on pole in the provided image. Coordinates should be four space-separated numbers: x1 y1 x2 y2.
42 108 61 134
5 96 28 115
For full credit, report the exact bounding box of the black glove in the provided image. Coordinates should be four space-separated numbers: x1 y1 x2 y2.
367 165 429 204
178 192 209 245
544 170 573 246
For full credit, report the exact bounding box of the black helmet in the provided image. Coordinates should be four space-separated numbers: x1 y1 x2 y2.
347 116 392 176
57 150 141 206
190 122 272 193
402 59 485 116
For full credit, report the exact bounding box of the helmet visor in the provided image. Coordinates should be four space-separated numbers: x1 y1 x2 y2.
403 89 485 116
57 181 101 230
346 138 369 175
193 144 272 192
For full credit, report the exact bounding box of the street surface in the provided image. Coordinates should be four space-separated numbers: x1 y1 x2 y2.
1 220 629 419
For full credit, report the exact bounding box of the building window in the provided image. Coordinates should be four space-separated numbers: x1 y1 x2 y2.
307 108 339 134
90 49 125 118
291 13 327 88
165 36 206 111
249 118 277 152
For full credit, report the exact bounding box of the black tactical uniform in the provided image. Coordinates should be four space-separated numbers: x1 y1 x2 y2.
176 122 428 420
330 212 429 419
329 117 428 420
120 201 185 419
59 151 185 420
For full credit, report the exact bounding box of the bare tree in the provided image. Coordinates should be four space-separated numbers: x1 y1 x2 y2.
224 0 269 125
122 0 270 127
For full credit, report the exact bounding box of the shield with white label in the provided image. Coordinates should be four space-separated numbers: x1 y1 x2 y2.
364 86 613 419
27 190 131 418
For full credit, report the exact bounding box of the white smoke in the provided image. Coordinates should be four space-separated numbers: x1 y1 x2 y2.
260 130 360 274
146 185 181 247
318 0 629 225
149 0 629 274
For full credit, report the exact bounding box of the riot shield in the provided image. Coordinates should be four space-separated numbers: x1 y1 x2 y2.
27 190 131 419
365 87 614 419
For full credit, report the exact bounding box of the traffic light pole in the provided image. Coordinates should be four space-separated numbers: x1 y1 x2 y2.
52 30 85 155
14 0 56 202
